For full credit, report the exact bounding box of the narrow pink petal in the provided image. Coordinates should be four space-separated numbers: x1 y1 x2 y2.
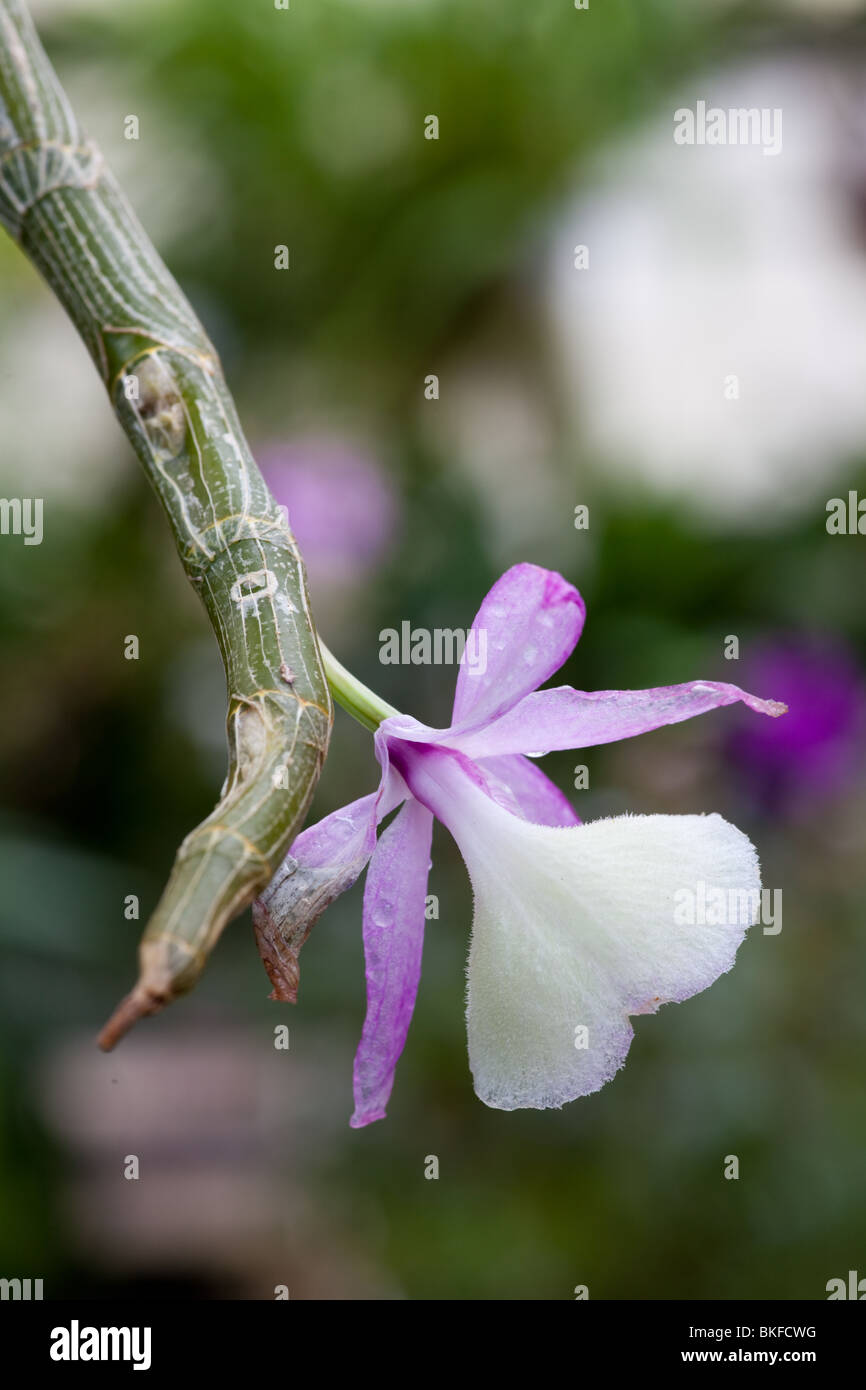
289 741 406 871
478 753 581 827
351 796 435 1128
449 564 585 730
288 791 381 871
447 680 787 759
257 748 408 938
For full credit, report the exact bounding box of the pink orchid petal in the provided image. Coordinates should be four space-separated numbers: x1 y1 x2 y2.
446 680 788 759
449 563 585 731
478 753 581 827
257 750 408 941
351 796 435 1128
289 739 406 870
383 730 579 831
288 790 381 871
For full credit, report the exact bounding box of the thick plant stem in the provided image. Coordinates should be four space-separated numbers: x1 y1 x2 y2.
0 0 332 1044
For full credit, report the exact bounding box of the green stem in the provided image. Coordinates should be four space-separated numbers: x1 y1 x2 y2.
0 0 331 1045
318 641 400 733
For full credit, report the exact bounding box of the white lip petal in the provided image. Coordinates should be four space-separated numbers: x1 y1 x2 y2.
461 809 761 1112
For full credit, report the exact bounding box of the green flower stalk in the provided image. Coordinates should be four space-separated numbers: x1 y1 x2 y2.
318 642 400 733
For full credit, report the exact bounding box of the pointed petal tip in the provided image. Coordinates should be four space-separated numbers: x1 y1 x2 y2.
349 1107 387 1129
739 692 789 722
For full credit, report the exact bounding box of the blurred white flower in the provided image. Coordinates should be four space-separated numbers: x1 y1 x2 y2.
547 58 866 524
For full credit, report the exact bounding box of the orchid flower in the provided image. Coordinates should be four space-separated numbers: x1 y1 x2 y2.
255 564 786 1128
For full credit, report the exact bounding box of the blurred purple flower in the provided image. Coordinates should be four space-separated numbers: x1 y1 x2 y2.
727 637 866 817
258 439 400 589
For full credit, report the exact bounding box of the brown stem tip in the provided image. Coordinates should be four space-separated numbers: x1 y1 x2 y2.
97 985 166 1052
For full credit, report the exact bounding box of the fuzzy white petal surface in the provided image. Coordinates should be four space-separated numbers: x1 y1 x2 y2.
462 810 760 1112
